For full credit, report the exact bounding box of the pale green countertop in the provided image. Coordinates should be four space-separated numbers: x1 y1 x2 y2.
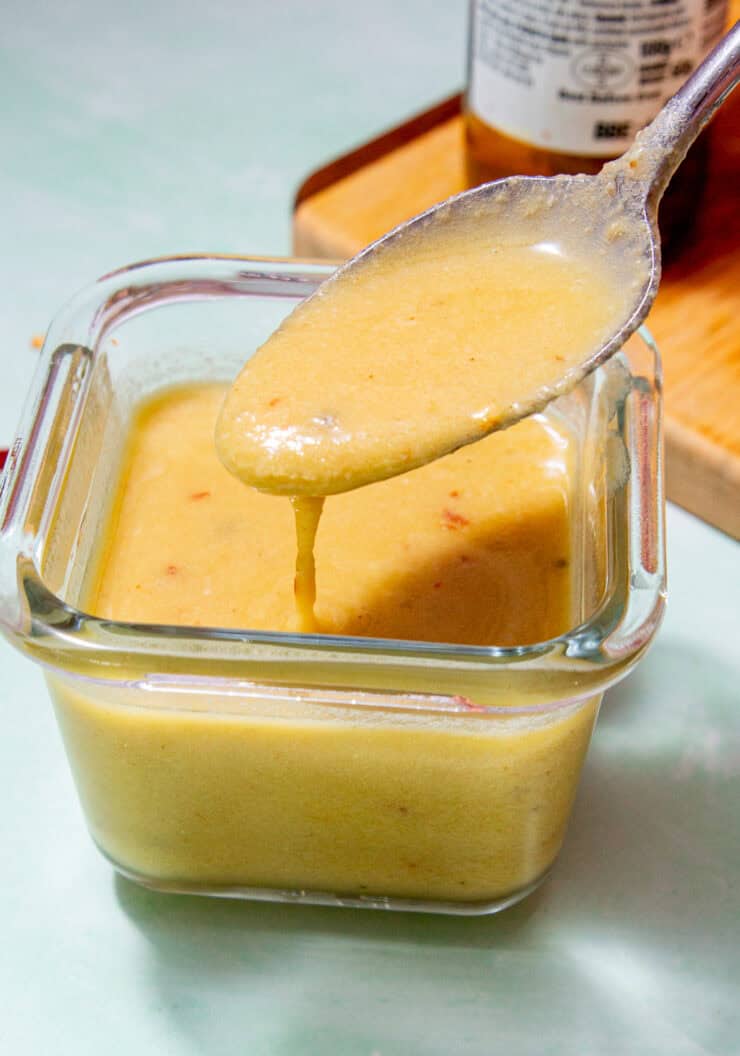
1 3 739 1053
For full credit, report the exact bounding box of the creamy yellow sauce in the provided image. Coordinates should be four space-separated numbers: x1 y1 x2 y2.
215 232 632 497
291 495 324 633
92 384 573 645
55 382 599 904
50 674 599 903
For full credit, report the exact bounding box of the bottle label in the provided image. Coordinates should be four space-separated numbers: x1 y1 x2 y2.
468 0 729 156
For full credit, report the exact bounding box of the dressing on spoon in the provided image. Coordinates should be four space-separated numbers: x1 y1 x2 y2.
216 233 636 497
217 23 739 630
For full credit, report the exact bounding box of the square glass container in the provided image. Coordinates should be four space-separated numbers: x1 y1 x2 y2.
0 255 665 915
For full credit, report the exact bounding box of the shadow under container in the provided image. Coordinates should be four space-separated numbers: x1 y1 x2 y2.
0 256 665 915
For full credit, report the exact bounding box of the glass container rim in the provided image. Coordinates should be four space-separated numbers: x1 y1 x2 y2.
0 254 666 696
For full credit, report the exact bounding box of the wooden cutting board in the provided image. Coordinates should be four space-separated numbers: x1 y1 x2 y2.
293 83 740 539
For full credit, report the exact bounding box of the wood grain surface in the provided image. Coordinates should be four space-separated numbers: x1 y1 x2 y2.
293 31 740 538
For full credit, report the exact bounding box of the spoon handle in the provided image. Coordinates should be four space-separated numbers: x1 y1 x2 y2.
616 20 740 210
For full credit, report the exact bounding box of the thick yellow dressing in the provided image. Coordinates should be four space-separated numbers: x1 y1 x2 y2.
92 384 573 646
53 382 598 903
291 496 324 633
216 233 632 497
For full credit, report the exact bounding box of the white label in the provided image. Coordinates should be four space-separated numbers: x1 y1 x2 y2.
468 0 729 156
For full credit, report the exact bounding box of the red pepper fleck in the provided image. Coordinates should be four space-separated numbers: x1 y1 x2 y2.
449 489 460 498
433 581 443 589
442 508 470 530
454 694 486 712
190 491 211 501
166 564 179 575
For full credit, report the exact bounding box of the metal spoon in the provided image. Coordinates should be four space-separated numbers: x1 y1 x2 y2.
217 23 739 499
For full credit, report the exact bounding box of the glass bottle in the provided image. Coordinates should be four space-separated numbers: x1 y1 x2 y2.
465 0 729 253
